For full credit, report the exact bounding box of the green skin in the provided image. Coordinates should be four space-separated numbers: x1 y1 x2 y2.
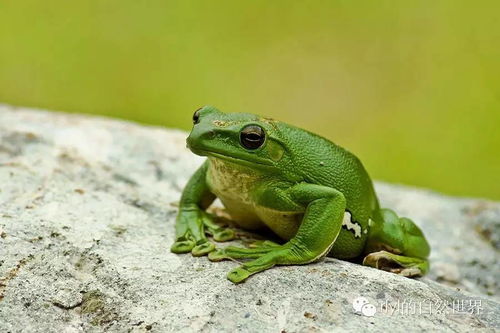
171 106 430 284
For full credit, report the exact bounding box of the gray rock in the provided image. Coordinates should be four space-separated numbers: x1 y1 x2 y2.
0 104 498 332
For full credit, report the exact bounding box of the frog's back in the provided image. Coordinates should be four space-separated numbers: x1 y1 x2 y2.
277 122 379 257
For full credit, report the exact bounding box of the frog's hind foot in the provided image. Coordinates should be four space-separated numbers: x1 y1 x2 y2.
207 238 282 262
208 241 314 284
208 244 275 262
363 250 429 277
248 239 281 248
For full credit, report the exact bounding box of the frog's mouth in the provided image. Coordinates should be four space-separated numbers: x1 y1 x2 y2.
189 147 274 168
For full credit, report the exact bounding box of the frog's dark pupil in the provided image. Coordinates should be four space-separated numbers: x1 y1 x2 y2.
193 110 200 124
246 133 260 141
240 125 265 149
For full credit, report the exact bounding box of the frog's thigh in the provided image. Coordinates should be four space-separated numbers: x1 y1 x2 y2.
225 184 346 283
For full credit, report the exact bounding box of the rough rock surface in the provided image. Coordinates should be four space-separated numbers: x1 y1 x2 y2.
0 104 499 332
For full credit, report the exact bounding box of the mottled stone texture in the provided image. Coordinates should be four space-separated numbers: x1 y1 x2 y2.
0 105 498 332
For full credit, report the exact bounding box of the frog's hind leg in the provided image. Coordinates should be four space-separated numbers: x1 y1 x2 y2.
363 209 430 277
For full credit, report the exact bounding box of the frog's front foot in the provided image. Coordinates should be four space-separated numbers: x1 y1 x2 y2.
170 238 197 253
362 250 429 277
171 208 236 256
211 228 235 242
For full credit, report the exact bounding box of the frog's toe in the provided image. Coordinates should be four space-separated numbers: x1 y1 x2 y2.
213 228 235 242
208 249 229 262
192 241 216 256
397 267 424 277
249 240 280 248
200 213 237 242
170 239 195 253
227 267 251 284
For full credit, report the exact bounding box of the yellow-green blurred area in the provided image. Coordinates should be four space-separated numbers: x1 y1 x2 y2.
1 1 499 199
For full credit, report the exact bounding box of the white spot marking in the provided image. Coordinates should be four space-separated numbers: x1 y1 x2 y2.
342 211 362 238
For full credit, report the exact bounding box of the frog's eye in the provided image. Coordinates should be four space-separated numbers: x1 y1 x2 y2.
193 108 202 125
240 125 265 150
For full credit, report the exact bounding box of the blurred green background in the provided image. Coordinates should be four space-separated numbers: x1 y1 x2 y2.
1 1 499 199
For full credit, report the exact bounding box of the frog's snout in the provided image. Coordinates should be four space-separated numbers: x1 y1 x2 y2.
186 128 216 152
185 134 195 150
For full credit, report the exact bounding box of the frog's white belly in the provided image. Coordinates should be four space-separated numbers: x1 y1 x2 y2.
206 158 302 240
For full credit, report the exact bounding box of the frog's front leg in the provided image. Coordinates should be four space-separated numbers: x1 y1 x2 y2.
216 183 346 284
171 161 235 256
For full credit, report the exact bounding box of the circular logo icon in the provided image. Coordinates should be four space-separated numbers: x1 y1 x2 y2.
352 297 369 312
361 303 377 317
352 296 377 317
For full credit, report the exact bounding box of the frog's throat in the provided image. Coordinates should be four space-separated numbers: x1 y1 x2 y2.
190 148 274 168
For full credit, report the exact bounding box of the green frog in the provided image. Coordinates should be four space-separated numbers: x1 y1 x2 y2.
171 106 430 283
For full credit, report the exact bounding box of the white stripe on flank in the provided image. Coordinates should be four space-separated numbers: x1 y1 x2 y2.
342 211 362 238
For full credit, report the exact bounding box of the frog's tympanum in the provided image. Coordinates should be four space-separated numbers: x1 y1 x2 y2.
171 106 430 283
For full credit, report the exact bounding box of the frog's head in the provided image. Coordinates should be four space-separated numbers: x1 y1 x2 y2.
186 106 288 171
